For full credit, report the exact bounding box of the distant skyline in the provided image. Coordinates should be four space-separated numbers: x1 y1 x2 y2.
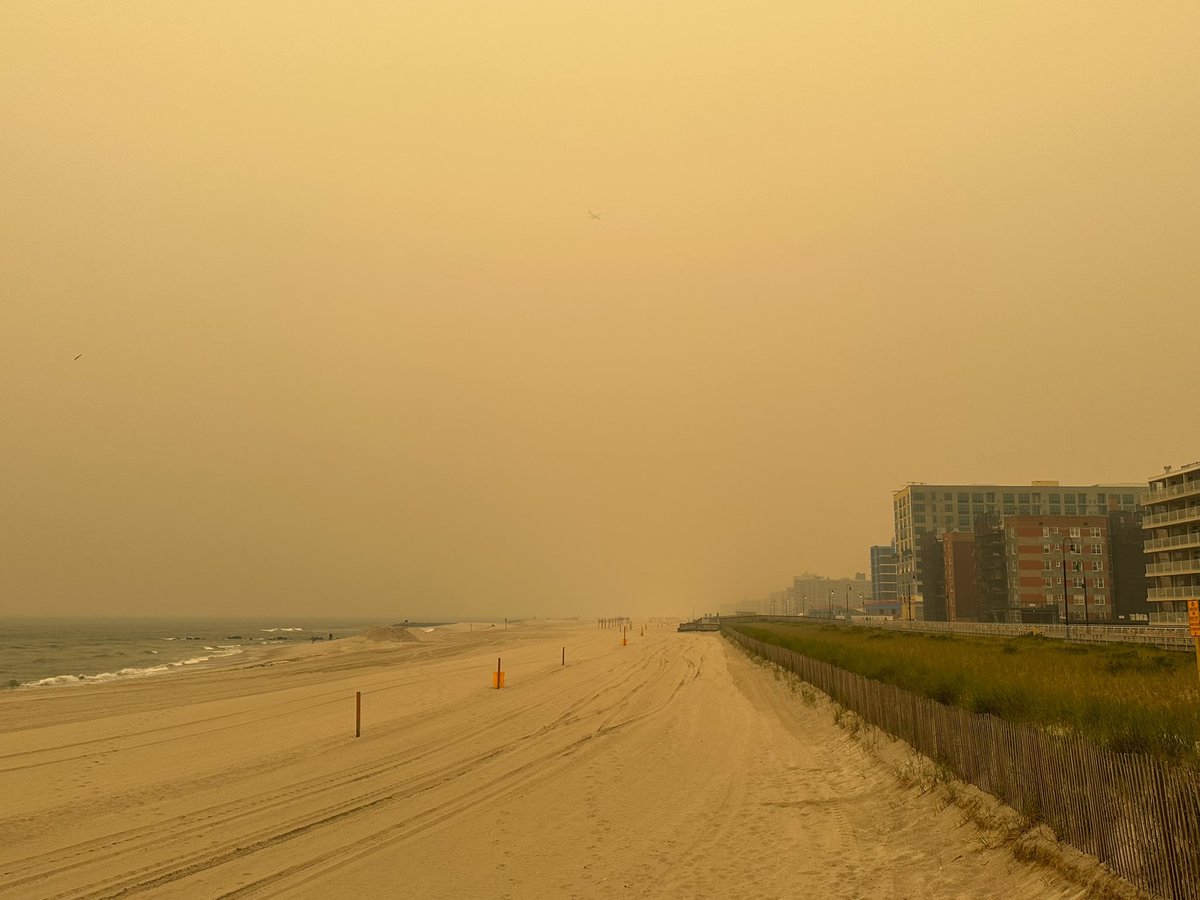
3 2 1199 619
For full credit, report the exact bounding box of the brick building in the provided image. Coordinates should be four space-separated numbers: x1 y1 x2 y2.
944 532 980 620
1002 515 1113 624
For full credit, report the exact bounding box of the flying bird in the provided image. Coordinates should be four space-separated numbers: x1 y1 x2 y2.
588 210 601 220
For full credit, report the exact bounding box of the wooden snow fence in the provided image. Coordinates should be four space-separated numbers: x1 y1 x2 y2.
723 626 1200 900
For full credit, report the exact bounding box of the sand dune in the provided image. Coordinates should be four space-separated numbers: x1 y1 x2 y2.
0 622 1092 898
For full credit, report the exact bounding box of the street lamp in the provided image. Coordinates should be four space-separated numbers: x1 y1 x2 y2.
1060 535 1071 631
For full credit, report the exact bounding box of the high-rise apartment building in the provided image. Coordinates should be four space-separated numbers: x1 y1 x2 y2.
1143 460 1200 622
869 545 897 603
893 481 1146 615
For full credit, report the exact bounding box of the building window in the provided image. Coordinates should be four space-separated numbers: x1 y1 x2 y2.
1065 506 1077 514
1122 494 1134 504
1004 504 1016 514
1042 527 1050 537
1095 577 1105 589
1096 493 1106 503
1003 493 1015 503
1019 494 1030 503
1091 527 1101 538
1073 577 1084 588
1043 577 1053 588
1091 544 1102 555
1042 543 1051 554
1043 559 1052 570
958 492 969 502
1069 527 1081 538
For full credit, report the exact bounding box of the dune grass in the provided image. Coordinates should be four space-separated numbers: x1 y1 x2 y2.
733 621 1200 767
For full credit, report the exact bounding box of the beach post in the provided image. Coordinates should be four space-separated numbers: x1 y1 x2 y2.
561 646 565 666
622 627 627 647
493 657 505 689
355 691 361 737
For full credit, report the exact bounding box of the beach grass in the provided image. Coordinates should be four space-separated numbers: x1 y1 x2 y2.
732 621 1200 767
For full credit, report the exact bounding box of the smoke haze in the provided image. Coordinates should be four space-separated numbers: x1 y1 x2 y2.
3 2 1198 617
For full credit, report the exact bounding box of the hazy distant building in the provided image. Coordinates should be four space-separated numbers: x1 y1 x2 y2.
1143 460 1200 623
869 545 897 603
791 573 871 617
893 481 1147 614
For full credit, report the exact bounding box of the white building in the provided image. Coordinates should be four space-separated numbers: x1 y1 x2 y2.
1143 460 1200 623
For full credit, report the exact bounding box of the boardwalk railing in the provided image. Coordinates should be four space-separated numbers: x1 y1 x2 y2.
723 624 1200 900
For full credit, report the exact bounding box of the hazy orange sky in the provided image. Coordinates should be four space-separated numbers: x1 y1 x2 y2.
3 2 1198 619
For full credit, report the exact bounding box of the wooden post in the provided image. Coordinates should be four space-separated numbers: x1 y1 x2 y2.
562 646 565 666
355 691 361 738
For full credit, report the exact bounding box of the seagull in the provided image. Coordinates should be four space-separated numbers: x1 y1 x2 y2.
74 354 82 360
588 209 601 220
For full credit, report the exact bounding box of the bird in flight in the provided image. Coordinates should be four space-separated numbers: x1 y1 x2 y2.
588 209 601 220
74 354 82 360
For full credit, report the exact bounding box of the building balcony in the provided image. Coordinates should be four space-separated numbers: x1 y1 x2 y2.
1142 506 1200 528
1143 532 1200 552
1148 585 1200 600
1146 559 1200 577
1145 478 1200 505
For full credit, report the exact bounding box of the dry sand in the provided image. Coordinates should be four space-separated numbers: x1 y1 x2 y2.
0 621 1097 899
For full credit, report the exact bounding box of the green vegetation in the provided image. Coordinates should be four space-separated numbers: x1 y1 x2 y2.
734 622 1200 766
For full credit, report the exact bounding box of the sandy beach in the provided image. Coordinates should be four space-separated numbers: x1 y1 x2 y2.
0 622 1094 899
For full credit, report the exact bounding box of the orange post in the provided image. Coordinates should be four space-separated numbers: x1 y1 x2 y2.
492 656 505 688
355 691 361 737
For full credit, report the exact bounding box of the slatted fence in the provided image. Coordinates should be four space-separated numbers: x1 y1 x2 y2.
724 625 1200 900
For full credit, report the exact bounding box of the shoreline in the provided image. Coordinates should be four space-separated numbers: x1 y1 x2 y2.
1 617 411 692
0 621 1095 898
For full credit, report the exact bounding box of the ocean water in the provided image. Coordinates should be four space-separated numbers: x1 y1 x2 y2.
0 616 390 689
